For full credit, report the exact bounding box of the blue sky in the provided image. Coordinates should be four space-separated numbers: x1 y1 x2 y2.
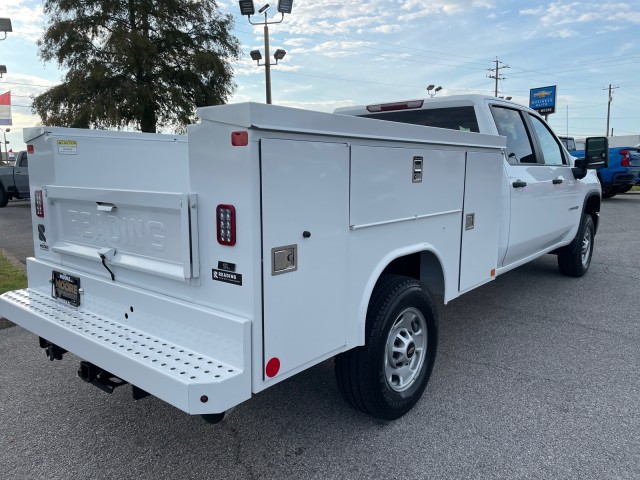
1 0 639 151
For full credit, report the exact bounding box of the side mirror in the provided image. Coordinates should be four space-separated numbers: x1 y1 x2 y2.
584 136 608 169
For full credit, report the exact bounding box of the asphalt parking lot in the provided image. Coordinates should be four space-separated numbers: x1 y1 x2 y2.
1 195 639 479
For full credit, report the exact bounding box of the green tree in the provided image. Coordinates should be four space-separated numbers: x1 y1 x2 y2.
32 0 241 133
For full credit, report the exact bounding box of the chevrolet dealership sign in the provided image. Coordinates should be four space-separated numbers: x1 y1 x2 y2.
529 86 557 115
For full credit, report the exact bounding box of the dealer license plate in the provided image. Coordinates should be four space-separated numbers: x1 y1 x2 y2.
52 271 81 307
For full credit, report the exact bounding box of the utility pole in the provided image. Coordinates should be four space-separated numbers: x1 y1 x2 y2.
487 57 509 97
603 84 619 137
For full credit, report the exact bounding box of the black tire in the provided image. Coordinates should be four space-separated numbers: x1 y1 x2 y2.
558 214 595 277
618 185 632 194
601 187 618 199
0 186 8 208
335 275 438 420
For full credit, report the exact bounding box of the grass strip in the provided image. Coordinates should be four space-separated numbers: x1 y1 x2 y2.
0 253 27 329
0 253 27 294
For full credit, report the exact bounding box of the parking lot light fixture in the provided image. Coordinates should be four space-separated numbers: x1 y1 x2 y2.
427 85 443 97
250 50 263 61
277 0 293 14
273 49 286 61
239 1 256 16
0 18 12 40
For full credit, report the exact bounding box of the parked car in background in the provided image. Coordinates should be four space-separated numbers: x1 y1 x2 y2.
560 137 640 198
0 150 29 207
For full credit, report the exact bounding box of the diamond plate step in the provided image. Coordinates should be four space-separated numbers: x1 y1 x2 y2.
0 288 251 414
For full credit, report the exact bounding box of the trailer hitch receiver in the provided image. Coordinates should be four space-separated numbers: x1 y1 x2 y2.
39 337 67 361
78 361 128 394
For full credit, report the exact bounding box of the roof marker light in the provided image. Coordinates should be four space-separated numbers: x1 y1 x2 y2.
231 131 248 146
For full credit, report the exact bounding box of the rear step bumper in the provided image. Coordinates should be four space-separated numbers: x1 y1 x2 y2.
0 288 251 414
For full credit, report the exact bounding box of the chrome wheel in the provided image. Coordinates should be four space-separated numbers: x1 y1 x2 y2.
581 225 592 267
385 307 428 392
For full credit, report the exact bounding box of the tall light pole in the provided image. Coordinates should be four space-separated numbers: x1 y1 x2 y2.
1 127 9 163
239 1 293 104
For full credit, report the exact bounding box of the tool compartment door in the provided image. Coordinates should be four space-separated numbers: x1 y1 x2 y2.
459 151 502 292
261 138 349 379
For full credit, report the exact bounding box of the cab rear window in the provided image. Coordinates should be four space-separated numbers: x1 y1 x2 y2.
360 106 480 133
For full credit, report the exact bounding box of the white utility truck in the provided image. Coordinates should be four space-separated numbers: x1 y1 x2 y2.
0 96 608 423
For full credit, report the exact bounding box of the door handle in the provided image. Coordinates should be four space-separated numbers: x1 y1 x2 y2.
512 180 527 188
552 178 563 184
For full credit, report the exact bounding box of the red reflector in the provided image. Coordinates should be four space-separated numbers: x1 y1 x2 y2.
35 190 44 217
366 100 424 113
231 131 248 146
27 144 34 154
216 204 236 246
266 357 280 378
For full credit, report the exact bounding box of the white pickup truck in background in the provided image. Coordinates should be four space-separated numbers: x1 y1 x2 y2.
0 95 607 423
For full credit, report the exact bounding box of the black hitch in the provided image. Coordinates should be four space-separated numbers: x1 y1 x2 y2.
39 337 67 361
78 361 128 394
132 385 150 401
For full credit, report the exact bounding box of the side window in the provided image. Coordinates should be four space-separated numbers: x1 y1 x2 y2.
362 106 480 132
529 115 566 165
20 155 28 168
490 106 536 164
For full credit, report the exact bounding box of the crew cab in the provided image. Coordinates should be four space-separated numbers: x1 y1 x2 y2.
0 96 607 423
0 150 29 207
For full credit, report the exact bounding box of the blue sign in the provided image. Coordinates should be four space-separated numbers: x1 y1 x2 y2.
529 85 557 115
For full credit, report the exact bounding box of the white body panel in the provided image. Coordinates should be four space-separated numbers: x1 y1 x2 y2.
0 97 599 417
261 139 350 378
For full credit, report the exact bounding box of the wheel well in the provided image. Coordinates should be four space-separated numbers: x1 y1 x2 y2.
584 194 600 234
381 251 445 297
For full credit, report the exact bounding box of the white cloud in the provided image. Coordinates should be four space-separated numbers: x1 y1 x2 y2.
614 42 635 55
549 28 579 38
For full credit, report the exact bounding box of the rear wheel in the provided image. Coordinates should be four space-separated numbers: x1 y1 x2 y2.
558 214 595 277
601 186 618 199
0 186 8 208
335 275 438 420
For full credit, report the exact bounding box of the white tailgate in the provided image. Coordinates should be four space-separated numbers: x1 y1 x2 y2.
43 186 199 282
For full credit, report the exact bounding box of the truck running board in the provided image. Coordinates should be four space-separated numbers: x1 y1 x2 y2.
0 288 251 415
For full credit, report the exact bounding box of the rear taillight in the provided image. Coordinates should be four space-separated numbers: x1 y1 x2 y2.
620 149 629 167
27 144 34 154
35 190 44 217
216 204 236 246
